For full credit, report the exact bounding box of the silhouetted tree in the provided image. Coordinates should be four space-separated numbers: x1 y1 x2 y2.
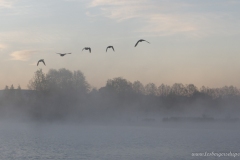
27 68 90 120
9 84 15 99
185 84 198 97
145 83 157 96
10 84 14 90
158 84 171 96
3 85 9 97
28 69 47 92
170 83 187 96
106 77 133 94
132 81 145 95
15 85 25 106
1 85 10 105
1 67 238 122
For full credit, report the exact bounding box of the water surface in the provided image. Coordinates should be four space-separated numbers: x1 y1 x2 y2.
0 122 239 160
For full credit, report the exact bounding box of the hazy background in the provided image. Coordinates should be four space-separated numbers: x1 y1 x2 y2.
1 2 240 159
1 0 240 89
1 68 240 123
1 69 240 160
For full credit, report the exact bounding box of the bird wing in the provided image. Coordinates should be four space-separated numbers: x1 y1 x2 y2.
37 61 39 66
143 40 150 43
112 46 115 51
89 48 91 53
135 40 140 47
106 47 108 52
42 60 46 66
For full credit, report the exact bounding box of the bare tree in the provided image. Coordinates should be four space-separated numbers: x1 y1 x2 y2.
170 83 187 96
132 81 145 94
106 77 133 94
158 84 171 96
145 83 157 96
28 69 47 92
185 84 198 97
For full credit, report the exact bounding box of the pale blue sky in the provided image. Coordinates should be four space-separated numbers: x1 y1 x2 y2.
1 0 240 89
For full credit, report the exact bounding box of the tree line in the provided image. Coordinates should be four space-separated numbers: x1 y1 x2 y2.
0 68 240 122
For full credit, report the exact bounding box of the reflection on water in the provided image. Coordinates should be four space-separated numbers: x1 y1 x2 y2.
0 122 239 160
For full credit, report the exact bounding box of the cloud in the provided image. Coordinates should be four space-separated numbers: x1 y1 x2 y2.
86 0 240 37
64 0 84 1
137 14 198 36
89 0 145 7
28 62 37 66
0 29 66 45
0 43 8 49
88 0 148 21
86 0 201 36
0 0 15 8
10 50 37 61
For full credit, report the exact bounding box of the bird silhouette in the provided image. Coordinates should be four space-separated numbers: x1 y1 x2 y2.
82 47 91 53
135 39 150 47
106 46 115 52
56 53 71 57
37 59 46 66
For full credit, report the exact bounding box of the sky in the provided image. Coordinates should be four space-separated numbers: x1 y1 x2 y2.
0 0 240 89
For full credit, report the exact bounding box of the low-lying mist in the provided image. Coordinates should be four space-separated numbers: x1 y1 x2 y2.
1 68 240 127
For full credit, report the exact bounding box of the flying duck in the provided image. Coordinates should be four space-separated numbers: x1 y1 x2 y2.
82 47 91 53
135 39 150 47
106 46 115 52
37 59 46 66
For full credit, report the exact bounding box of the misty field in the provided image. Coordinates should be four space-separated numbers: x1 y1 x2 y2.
0 68 240 160
0 68 240 123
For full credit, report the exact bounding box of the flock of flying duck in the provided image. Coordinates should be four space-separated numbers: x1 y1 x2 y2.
37 39 150 66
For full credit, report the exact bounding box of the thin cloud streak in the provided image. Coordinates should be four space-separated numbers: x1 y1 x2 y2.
87 0 203 36
29 62 37 66
89 0 146 7
87 0 240 37
0 0 15 8
0 43 8 49
10 50 37 61
137 14 198 37
89 0 149 21
0 29 67 45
